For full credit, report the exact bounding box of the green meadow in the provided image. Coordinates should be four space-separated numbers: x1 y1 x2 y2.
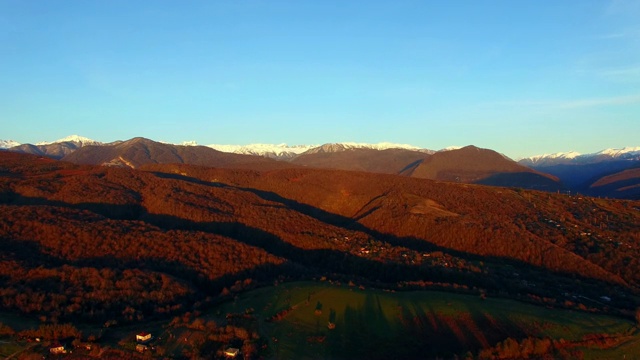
215 281 639 359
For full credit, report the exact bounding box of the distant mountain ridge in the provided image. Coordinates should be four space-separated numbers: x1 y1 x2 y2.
61 137 290 171
520 147 640 199
3 134 639 198
6 135 638 163
36 134 103 147
6 134 104 159
519 147 640 166
207 143 317 160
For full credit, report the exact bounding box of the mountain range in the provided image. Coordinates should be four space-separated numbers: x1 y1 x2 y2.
2 135 639 199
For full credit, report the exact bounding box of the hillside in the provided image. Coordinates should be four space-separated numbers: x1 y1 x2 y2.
405 145 563 191
589 167 640 200
290 148 430 174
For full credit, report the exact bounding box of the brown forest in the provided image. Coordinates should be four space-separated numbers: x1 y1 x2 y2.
1 151 639 326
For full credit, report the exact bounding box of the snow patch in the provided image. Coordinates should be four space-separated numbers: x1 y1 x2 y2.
438 146 463 152
0 139 21 149
36 135 101 146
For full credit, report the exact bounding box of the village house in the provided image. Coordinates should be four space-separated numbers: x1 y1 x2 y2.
49 342 66 354
136 343 149 353
224 347 240 358
136 331 152 343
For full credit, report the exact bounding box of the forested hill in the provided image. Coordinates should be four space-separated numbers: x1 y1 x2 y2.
1 151 639 325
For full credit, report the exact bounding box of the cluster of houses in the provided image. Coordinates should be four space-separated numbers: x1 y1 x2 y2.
48 340 92 355
133 331 240 358
44 330 241 358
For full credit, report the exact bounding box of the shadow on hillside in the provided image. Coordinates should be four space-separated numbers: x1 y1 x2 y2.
150 172 636 281
154 170 446 252
3 181 635 315
2 193 451 286
475 172 564 192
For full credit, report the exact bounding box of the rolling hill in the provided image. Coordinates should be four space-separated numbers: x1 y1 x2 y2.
404 145 563 191
290 147 430 174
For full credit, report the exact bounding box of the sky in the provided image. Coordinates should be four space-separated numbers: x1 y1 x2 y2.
1 0 639 159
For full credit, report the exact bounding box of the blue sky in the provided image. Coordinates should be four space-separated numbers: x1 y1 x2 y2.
1 0 639 158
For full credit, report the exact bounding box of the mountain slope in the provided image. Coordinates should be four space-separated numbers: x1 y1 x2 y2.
145 162 639 292
589 166 640 199
290 148 431 174
405 145 562 191
300 142 427 154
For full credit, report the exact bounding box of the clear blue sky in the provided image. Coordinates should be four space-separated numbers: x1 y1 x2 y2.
1 0 638 158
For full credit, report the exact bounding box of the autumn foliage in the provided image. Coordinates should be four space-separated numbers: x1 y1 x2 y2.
1 151 640 326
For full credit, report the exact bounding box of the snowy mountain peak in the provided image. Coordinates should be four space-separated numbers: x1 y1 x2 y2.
438 146 463 152
207 143 318 160
521 151 582 163
0 139 21 149
595 146 640 157
520 146 640 166
36 135 102 146
206 142 427 160
337 142 421 151
303 142 424 155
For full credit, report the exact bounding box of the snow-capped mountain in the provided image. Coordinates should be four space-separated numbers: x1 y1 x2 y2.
519 147 640 167
207 143 317 160
36 135 102 146
438 146 463 152
0 139 20 149
8 135 103 160
301 142 430 155
595 147 640 159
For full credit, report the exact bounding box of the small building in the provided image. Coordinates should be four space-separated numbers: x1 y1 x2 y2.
136 344 149 353
136 331 152 343
224 347 240 358
50 343 66 354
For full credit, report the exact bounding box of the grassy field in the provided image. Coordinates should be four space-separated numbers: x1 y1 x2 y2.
0 282 638 359
214 281 639 359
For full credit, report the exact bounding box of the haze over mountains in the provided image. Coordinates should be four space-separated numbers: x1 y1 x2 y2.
2 135 639 199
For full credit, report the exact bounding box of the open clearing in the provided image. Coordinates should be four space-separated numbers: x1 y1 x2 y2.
214 281 639 359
